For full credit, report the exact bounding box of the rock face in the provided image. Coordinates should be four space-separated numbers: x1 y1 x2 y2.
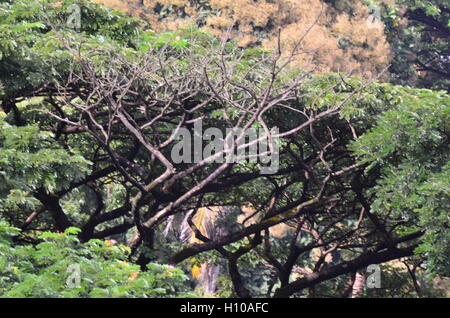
92 0 391 79
177 206 236 295
174 204 299 295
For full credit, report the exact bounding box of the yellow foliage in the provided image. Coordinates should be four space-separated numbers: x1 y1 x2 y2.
104 239 116 247
238 204 293 238
191 264 202 280
92 0 391 78
205 16 233 29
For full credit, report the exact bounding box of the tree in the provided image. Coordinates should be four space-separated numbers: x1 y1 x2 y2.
0 222 193 297
380 0 450 90
0 0 448 298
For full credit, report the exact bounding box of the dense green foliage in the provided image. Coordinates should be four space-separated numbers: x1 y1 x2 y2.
0 222 194 297
351 87 450 276
380 0 450 90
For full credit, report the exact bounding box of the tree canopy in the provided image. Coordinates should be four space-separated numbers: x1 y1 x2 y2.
0 0 448 298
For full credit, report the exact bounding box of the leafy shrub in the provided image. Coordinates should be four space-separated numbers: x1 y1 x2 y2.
0 222 195 297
